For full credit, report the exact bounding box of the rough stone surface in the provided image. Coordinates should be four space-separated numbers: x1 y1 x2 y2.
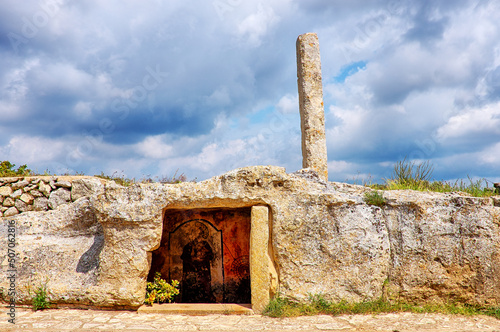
3 206 19 217
15 198 33 212
38 181 52 197
3 196 14 207
33 197 49 211
10 189 22 199
30 189 44 197
20 192 34 204
250 205 274 313
296 33 328 181
48 188 72 209
71 177 105 202
11 179 29 190
56 180 72 188
0 186 13 196
0 166 499 311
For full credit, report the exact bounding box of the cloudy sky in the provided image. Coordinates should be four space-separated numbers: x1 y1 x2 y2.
1 0 499 184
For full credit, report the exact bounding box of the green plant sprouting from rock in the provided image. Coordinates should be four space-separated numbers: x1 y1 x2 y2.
31 284 50 311
364 190 387 207
144 272 179 305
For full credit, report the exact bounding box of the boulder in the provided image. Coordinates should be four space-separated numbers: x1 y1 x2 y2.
20 193 34 204
3 206 19 217
10 189 22 199
2 197 15 207
0 186 12 197
15 199 33 213
33 197 49 211
48 188 71 210
38 181 52 197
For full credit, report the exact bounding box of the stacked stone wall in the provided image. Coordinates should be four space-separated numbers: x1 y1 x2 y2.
0 176 103 217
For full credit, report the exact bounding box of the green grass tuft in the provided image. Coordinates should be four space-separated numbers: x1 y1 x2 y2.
368 157 497 198
364 190 387 207
263 294 500 320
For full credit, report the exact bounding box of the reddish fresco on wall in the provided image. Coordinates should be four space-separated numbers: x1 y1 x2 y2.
148 208 251 303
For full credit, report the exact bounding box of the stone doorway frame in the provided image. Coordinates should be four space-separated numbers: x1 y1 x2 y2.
159 204 276 314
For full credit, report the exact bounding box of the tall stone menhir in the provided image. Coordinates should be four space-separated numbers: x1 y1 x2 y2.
296 33 328 181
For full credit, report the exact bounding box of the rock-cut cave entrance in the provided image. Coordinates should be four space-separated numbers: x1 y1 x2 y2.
148 208 252 304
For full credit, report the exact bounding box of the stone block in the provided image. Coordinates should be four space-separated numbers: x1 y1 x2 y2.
39 181 52 197
55 180 72 188
0 186 13 197
3 206 19 217
3 197 15 207
10 189 22 199
33 197 49 211
30 189 44 197
250 205 271 314
24 184 38 192
15 199 33 213
48 188 72 210
20 193 34 204
12 180 29 190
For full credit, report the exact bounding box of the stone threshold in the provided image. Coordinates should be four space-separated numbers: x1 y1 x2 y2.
137 303 254 315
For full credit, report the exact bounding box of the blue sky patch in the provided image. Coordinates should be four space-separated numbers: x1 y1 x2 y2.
333 61 367 83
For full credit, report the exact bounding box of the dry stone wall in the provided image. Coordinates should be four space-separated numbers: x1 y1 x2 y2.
0 176 104 217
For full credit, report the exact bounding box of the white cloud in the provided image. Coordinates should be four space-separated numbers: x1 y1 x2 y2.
237 4 279 47
134 135 174 159
0 135 66 165
436 103 500 140
276 94 298 114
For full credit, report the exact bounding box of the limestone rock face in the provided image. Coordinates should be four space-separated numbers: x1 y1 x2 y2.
1 166 499 309
71 178 104 202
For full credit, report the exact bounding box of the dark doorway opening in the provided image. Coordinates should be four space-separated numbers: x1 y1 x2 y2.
148 208 251 304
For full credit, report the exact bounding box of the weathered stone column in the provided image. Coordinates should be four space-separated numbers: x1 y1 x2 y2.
296 33 328 181
250 205 271 314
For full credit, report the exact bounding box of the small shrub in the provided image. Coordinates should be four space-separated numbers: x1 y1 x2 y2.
364 191 386 207
32 285 50 311
0 161 32 177
144 272 179 305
